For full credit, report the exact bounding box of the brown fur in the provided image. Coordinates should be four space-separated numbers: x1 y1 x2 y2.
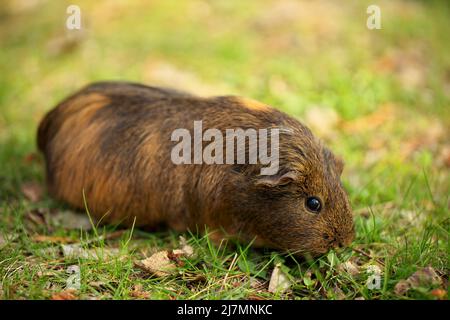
38 81 354 256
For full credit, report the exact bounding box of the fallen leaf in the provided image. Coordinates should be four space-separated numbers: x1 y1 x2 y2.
136 250 178 277
61 244 119 260
331 285 346 300
394 267 443 296
21 182 43 202
135 238 194 277
338 260 360 277
26 209 47 224
130 284 150 299
394 279 411 296
430 289 447 299
24 209 50 232
178 236 194 257
167 249 186 267
36 270 58 277
32 235 75 244
407 267 442 289
89 281 106 289
51 289 78 300
182 273 207 283
268 263 291 293
249 277 265 290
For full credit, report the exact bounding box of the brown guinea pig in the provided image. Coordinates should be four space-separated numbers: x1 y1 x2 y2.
37 81 354 256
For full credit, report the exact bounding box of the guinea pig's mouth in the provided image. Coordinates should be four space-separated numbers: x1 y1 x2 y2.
294 233 355 257
282 242 332 258
325 223 355 249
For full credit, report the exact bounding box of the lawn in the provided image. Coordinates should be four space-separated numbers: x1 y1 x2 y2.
0 0 448 300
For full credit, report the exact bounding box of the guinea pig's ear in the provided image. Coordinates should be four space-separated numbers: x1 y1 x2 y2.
323 147 344 176
255 171 298 188
334 155 344 176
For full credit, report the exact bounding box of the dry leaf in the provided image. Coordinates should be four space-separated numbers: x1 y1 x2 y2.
338 260 360 277
178 236 194 257
25 209 47 226
89 281 106 289
136 238 194 277
249 277 265 290
394 267 443 296
24 209 51 233
407 267 442 289
32 235 75 244
61 244 119 260
430 289 447 299
21 182 43 202
268 263 291 293
36 269 58 277
332 285 346 300
394 279 411 296
137 250 178 277
130 284 150 299
51 289 78 300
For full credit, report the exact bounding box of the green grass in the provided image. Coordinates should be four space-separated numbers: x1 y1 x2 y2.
0 0 448 300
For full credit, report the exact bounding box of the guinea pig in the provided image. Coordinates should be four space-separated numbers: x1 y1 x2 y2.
37 81 354 256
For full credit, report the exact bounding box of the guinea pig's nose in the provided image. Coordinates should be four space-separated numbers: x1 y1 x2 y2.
331 234 352 249
330 240 344 249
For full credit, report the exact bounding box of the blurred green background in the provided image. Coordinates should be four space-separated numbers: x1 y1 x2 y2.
1 0 448 206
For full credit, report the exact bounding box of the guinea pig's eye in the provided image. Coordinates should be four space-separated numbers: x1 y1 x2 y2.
306 196 322 213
